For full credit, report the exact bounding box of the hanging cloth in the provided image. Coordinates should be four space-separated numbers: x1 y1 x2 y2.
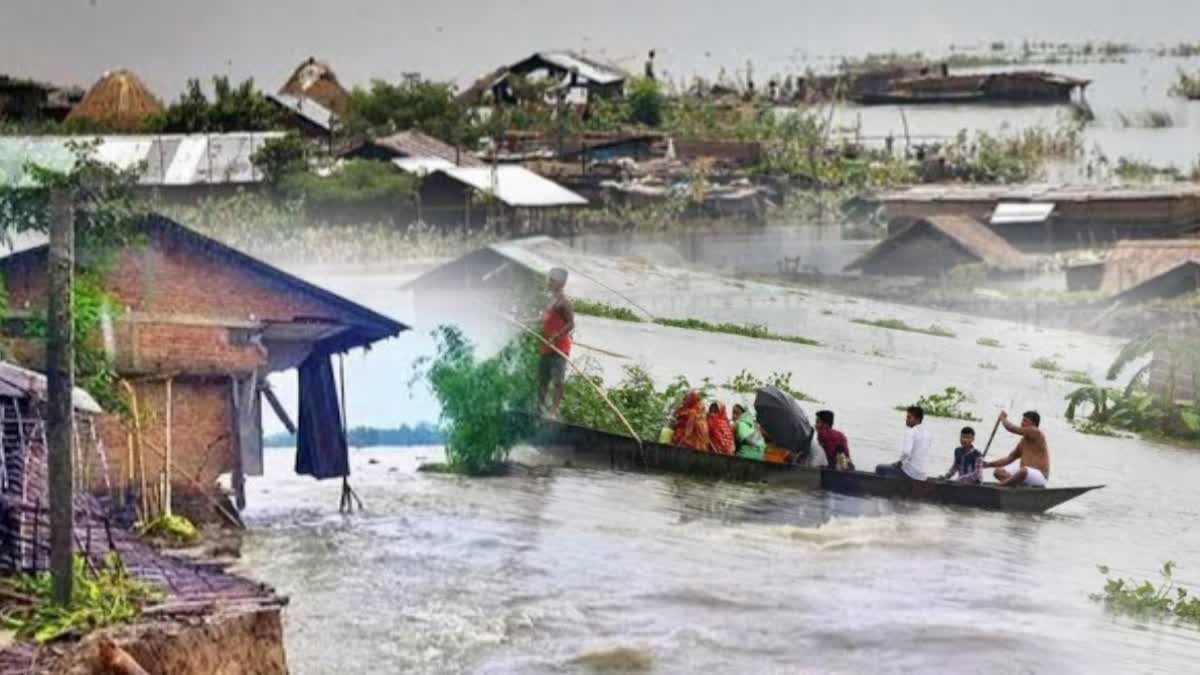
295 350 349 480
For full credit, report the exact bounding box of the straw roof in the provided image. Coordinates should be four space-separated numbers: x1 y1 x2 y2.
67 68 163 127
1100 239 1200 295
847 215 1033 273
279 57 350 115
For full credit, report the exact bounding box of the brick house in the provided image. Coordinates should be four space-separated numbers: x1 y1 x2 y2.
0 214 406 519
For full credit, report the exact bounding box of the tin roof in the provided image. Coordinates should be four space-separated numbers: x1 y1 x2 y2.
0 361 102 413
847 214 1034 272
0 133 284 187
991 202 1056 225
517 51 627 85
392 157 457 176
435 165 587 208
268 92 336 131
363 131 484 166
1100 239 1200 295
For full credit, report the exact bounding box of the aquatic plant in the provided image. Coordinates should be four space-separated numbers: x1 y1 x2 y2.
654 317 820 346
722 369 815 402
852 318 956 338
1 554 162 643
1168 69 1200 100
978 361 999 370
1031 357 1061 372
1112 157 1184 183
416 326 539 475
976 337 1003 348
896 387 981 421
1115 109 1176 129
574 299 644 323
1092 562 1200 625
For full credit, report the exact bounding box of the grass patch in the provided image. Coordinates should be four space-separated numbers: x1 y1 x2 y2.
655 318 820 346
723 369 816 402
1168 69 1200 100
853 318 957 338
979 361 999 370
1073 419 1119 437
136 514 198 544
976 337 1003 348
1092 561 1200 625
1 554 163 643
575 298 643 322
1031 357 1061 372
1116 109 1175 129
896 387 981 421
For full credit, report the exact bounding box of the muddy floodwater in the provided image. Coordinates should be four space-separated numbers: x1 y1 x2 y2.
238 249 1200 674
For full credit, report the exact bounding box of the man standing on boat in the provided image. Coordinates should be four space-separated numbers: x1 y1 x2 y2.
875 406 930 480
981 411 1050 487
538 268 575 418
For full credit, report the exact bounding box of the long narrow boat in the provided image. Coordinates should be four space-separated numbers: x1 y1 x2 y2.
526 418 1104 513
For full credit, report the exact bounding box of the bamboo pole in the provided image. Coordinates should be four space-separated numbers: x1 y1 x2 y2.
164 377 173 517
120 380 150 521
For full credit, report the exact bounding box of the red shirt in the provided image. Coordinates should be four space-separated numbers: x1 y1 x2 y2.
541 298 572 356
817 427 850 466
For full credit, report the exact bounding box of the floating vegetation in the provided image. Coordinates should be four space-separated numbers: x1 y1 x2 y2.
1115 109 1176 129
978 361 999 370
415 326 539 475
852 318 957 338
1 555 163 643
561 364 694 441
976 337 1003 348
654 318 819 346
1031 357 1062 372
722 369 816 402
896 387 981 421
1168 69 1200 100
1092 562 1200 626
575 299 644 323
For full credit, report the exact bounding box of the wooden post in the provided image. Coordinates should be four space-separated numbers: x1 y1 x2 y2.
164 377 173 516
46 189 75 606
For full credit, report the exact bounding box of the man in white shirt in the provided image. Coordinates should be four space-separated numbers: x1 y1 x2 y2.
875 406 931 480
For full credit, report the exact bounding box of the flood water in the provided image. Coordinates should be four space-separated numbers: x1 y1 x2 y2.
239 249 1200 674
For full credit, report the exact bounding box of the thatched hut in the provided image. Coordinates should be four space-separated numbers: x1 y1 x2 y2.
278 57 350 115
66 68 163 129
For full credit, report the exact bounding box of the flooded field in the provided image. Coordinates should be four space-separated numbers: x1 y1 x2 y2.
240 246 1200 674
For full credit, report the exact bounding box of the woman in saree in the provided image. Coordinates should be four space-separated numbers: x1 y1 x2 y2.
670 390 710 451
707 401 735 455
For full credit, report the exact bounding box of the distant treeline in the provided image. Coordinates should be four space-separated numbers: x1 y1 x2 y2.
264 423 443 448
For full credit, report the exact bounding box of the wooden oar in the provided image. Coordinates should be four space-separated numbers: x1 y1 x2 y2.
982 412 1003 459
475 303 644 448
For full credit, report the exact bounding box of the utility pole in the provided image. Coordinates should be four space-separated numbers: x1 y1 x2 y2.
47 189 75 606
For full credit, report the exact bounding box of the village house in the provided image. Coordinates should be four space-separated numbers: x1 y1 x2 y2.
0 214 406 520
459 51 628 105
268 57 351 144
1099 239 1200 304
878 184 1200 251
0 74 82 123
66 68 164 131
845 214 1035 278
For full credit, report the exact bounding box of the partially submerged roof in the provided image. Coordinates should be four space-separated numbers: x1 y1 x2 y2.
0 361 102 413
0 133 284 187
392 157 457 176
66 68 163 126
278 57 350 115
268 92 336 132
433 165 587 208
846 215 1034 272
991 202 1056 225
1100 239 1200 295
1113 261 1200 304
1 214 407 353
879 184 1200 204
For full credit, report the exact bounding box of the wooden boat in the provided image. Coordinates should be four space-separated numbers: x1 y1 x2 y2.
526 418 1103 513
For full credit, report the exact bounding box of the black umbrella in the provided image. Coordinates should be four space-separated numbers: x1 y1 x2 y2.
754 385 814 456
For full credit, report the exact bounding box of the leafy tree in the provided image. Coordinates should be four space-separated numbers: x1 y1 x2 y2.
626 77 664 127
250 133 308 184
153 76 283 133
344 78 478 146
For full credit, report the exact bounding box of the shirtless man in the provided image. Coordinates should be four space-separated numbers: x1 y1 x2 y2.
981 410 1050 487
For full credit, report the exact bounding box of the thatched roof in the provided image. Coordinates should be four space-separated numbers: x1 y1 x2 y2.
1101 239 1200 295
847 215 1033 273
67 68 163 127
279 57 349 115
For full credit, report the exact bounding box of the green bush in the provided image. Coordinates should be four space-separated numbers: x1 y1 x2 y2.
561 364 693 440
626 77 664 127
250 133 308 184
1092 561 1200 624
151 76 284 133
277 159 416 208
344 78 478 146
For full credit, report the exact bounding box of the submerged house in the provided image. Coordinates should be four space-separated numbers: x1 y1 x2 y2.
460 51 627 105
0 74 83 123
855 70 1088 105
277 57 350 116
845 215 1034 277
342 130 484 167
413 164 588 228
878 184 1200 251
0 215 406 518
1100 239 1200 304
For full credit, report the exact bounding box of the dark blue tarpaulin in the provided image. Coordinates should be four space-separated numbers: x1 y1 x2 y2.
295 350 349 480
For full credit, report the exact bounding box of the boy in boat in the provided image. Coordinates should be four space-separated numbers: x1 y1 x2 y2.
875 406 930 480
981 411 1050 487
939 426 982 483
814 410 854 470
732 404 766 460
537 268 574 418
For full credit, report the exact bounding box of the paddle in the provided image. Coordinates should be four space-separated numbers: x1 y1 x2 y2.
982 412 1004 459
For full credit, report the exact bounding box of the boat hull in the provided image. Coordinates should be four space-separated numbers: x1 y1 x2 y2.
526 419 1102 513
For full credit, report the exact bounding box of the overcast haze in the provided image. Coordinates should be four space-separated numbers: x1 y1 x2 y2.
3 1 1200 98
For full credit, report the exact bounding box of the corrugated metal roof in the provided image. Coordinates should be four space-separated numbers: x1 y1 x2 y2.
435 166 587 208
880 184 1200 203
534 51 626 85
991 202 1056 225
0 133 283 188
268 92 336 131
368 131 484 166
392 157 457 176
0 361 102 413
